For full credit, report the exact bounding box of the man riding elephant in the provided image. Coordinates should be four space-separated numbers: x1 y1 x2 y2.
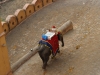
38 26 64 69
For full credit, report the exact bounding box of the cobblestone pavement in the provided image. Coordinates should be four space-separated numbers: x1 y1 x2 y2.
1 0 100 75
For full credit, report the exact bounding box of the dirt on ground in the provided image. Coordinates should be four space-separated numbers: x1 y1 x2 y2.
1 0 100 75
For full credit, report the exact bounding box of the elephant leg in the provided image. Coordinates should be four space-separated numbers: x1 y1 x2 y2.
57 50 60 53
51 53 56 59
42 56 49 69
57 47 60 53
51 51 58 59
51 55 55 59
39 53 45 68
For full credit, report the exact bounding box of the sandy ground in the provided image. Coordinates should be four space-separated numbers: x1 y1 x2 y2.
1 0 100 75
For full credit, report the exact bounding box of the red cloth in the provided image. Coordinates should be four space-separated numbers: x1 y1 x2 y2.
46 34 59 55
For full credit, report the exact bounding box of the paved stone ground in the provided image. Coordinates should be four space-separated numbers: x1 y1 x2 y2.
1 0 100 75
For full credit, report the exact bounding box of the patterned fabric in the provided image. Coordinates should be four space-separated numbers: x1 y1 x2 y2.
39 40 52 50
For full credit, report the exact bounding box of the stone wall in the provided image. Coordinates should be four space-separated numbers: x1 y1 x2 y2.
1 0 56 35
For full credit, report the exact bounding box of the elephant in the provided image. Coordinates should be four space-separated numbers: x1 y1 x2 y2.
37 33 64 69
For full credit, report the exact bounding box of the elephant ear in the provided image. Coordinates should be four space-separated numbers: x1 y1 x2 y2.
58 31 63 35
57 33 60 40
58 31 61 34
57 32 63 41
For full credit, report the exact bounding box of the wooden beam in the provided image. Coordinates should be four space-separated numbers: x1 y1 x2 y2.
57 20 73 34
0 20 13 75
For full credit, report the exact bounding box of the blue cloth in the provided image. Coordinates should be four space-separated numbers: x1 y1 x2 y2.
39 40 52 50
42 34 48 40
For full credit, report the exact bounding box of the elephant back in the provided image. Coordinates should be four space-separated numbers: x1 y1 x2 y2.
39 32 59 56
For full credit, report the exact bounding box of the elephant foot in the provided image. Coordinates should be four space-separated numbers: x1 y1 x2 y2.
57 50 60 53
42 63 47 69
42 66 46 69
51 55 55 59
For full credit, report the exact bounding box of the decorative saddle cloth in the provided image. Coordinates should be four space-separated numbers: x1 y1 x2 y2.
39 32 59 55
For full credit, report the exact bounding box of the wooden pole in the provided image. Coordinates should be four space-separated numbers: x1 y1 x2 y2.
0 20 13 75
57 20 73 34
